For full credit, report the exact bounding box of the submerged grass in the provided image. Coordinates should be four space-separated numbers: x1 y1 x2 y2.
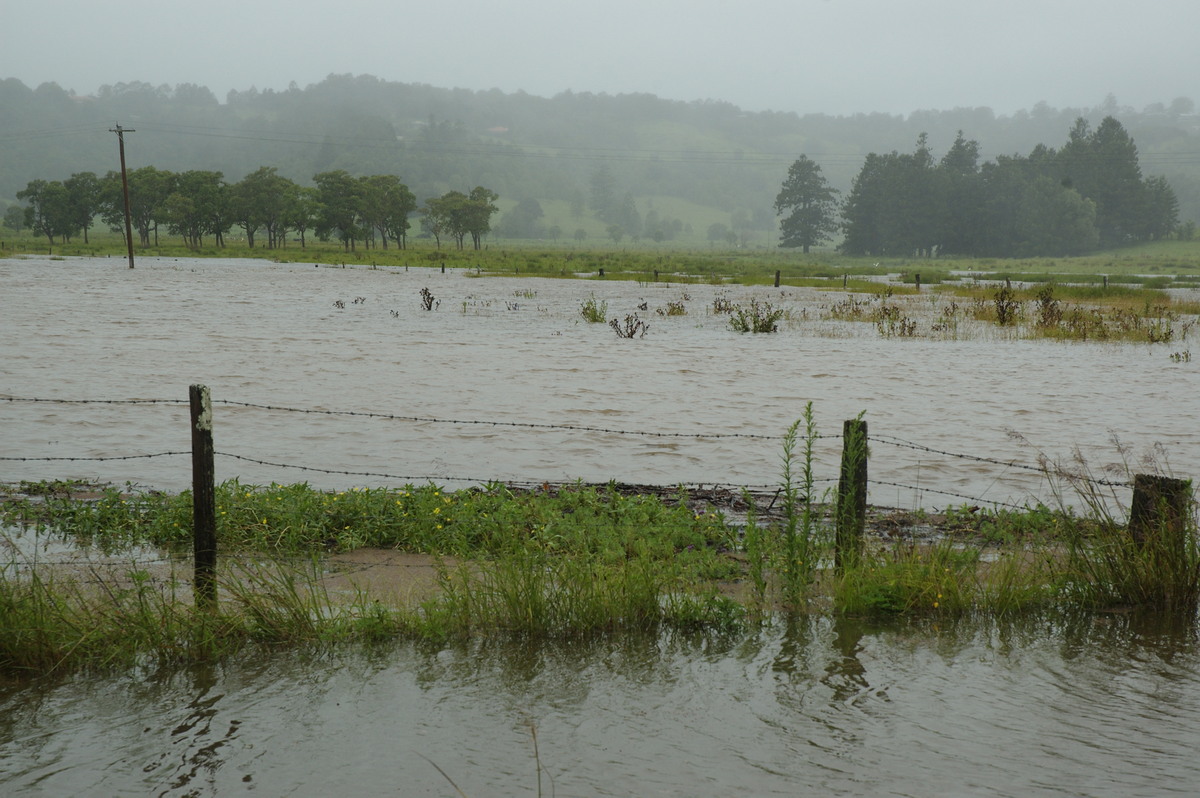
4 411 1199 675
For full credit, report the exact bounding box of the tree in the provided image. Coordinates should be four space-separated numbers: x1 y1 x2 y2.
463 186 499 249
500 197 544 239
420 194 454 249
229 166 294 248
936 132 986 255
63 172 101 243
359 174 416 249
774 155 839 252
163 170 227 248
313 170 364 250
4 204 26 231
16 179 73 244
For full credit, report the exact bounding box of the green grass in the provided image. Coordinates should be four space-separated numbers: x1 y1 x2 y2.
4 406 1199 674
12 232 1200 293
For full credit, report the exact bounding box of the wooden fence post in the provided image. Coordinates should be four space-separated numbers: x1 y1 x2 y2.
836 419 868 571
774 270 781 288
190 384 217 610
1129 474 1192 560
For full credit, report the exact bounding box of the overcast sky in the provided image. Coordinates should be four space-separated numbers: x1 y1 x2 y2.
4 0 1197 116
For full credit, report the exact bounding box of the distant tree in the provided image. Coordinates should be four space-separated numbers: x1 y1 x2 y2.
420 194 456 249
462 186 500 249
4 204 25 231
500 197 545 238
358 174 416 249
313 170 364 250
1141 175 1179 240
774 155 839 252
589 164 617 221
573 228 587 243
163 170 227 248
281 186 319 248
16 179 73 244
63 172 101 243
229 166 297 248
935 132 985 255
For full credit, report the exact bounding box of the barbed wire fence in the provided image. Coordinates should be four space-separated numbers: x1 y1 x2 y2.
1 392 1132 510
8 389 1193 602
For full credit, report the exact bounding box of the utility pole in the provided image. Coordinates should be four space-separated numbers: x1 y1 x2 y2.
110 123 136 269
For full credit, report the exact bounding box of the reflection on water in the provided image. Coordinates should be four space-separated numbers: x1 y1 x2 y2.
3 256 1199 511
3 612 1200 796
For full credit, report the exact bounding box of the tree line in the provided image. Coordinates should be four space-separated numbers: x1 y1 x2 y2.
776 117 1182 257
11 166 498 251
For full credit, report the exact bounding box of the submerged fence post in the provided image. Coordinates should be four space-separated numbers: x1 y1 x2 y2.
836 419 868 572
190 384 217 610
1129 474 1192 559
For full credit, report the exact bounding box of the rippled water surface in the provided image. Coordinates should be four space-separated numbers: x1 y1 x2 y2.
3 256 1198 510
3 615 1200 796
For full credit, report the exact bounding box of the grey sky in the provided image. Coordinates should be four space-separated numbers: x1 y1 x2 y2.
4 0 1197 115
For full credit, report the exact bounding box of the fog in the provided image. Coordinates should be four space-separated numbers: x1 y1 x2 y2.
4 0 1198 115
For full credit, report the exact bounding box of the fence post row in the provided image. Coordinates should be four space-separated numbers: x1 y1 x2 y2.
190 384 218 610
172 397 1189 593
836 419 868 572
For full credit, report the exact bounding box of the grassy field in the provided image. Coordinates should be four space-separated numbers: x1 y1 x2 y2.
5 230 1200 286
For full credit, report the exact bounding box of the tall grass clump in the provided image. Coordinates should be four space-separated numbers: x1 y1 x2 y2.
579 294 607 323
729 298 785 333
1046 456 1200 612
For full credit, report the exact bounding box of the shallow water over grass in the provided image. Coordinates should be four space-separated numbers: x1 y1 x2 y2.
3 255 1197 512
2 613 1199 796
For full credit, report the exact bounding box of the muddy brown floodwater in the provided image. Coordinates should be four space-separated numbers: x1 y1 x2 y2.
3 256 1198 512
4 256 1200 796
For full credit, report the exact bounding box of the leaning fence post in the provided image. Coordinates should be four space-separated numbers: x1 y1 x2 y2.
836 419 868 571
1129 474 1192 561
190 384 217 610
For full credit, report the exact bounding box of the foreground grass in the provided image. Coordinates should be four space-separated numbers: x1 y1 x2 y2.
3 474 1198 678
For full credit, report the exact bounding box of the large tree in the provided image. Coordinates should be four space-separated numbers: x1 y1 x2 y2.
774 155 839 252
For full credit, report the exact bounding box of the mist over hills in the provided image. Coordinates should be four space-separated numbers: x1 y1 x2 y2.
3 74 1198 240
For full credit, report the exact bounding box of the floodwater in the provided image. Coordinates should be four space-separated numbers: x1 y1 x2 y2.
3 256 1198 511
3 615 1200 796
4 256 1200 796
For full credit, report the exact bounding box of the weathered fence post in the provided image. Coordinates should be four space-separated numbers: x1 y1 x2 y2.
190 384 217 610
836 419 868 571
1129 473 1192 558
774 270 781 288
915 273 921 291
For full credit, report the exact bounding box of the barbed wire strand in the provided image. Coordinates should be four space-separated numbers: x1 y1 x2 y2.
2 395 1134 489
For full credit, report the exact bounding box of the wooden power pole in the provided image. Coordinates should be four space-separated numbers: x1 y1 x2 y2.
109 123 136 269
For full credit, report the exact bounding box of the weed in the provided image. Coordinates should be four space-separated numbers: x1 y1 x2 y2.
711 293 735 314
993 281 1019 326
610 313 649 338
419 287 439 311
729 298 784 333
579 294 607 323
657 299 687 317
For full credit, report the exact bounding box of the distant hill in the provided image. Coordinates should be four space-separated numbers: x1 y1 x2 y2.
2 74 1197 242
